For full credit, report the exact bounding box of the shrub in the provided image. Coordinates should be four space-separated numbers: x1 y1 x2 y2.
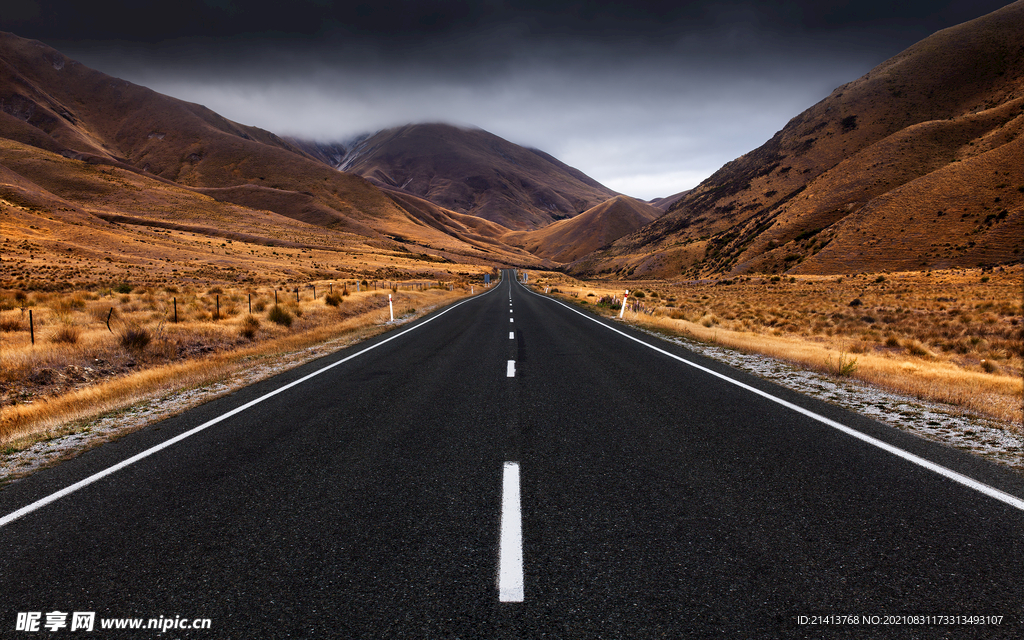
905 339 932 357
50 324 81 344
980 359 1000 374
267 305 293 327
119 325 152 352
114 282 133 294
848 298 862 307
825 350 858 377
239 315 260 340
253 298 267 312
324 293 343 307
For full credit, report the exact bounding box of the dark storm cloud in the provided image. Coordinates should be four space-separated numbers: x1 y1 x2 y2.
1 1 1017 198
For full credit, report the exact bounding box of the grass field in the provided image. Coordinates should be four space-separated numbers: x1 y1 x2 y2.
0 280 481 449
532 265 1023 430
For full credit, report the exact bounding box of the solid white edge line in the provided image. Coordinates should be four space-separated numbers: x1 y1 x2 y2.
0 287 500 530
499 461 524 602
518 280 1024 513
507 360 516 377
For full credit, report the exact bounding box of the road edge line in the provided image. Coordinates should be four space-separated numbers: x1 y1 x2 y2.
520 282 1024 513
0 287 498 529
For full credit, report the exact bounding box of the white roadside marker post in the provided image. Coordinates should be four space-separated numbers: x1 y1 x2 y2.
619 290 629 319
389 294 394 322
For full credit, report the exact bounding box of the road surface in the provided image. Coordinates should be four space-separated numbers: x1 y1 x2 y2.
2 269 1022 637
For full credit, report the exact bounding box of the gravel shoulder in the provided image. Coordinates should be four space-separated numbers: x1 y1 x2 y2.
638 325 1024 474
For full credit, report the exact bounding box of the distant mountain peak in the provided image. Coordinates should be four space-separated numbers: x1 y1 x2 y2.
336 122 618 230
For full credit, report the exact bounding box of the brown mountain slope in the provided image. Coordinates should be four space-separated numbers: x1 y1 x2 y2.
0 132 548 288
378 188 552 266
0 32 551 268
0 32 415 230
504 195 663 263
649 190 690 211
339 123 619 230
0 135 382 285
571 1 1024 278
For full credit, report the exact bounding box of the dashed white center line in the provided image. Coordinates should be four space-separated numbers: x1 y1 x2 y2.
506 360 515 377
510 318 514 323
509 331 514 339
499 461 524 602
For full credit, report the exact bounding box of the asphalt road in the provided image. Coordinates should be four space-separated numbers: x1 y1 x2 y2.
2 269 1023 638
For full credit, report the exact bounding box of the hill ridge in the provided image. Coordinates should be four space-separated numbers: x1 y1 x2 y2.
337 122 619 231
569 0 1024 278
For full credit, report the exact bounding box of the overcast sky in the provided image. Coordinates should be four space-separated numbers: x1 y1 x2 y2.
2 0 1016 199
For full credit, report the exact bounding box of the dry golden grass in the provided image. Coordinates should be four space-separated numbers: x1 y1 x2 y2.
0 282 477 448
533 265 1023 429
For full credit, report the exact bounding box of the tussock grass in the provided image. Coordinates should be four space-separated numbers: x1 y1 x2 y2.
634 312 1022 426
536 266 1023 429
0 284 473 448
266 305 293 327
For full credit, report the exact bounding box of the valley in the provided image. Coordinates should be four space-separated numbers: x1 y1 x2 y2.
1 2 1022 467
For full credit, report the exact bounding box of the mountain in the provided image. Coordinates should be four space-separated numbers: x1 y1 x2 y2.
283 138 350 168
571 1 1024 278
0 32 553 273
0 31 410 233
338 123 619 230
649 190 690 211
503 195 663 263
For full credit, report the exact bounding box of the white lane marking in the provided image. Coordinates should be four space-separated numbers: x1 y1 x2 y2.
509 332 515 339
0 288 501 530
526 287 1024 513
499 461 524 602
510 318 514 323
507 360 516 377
